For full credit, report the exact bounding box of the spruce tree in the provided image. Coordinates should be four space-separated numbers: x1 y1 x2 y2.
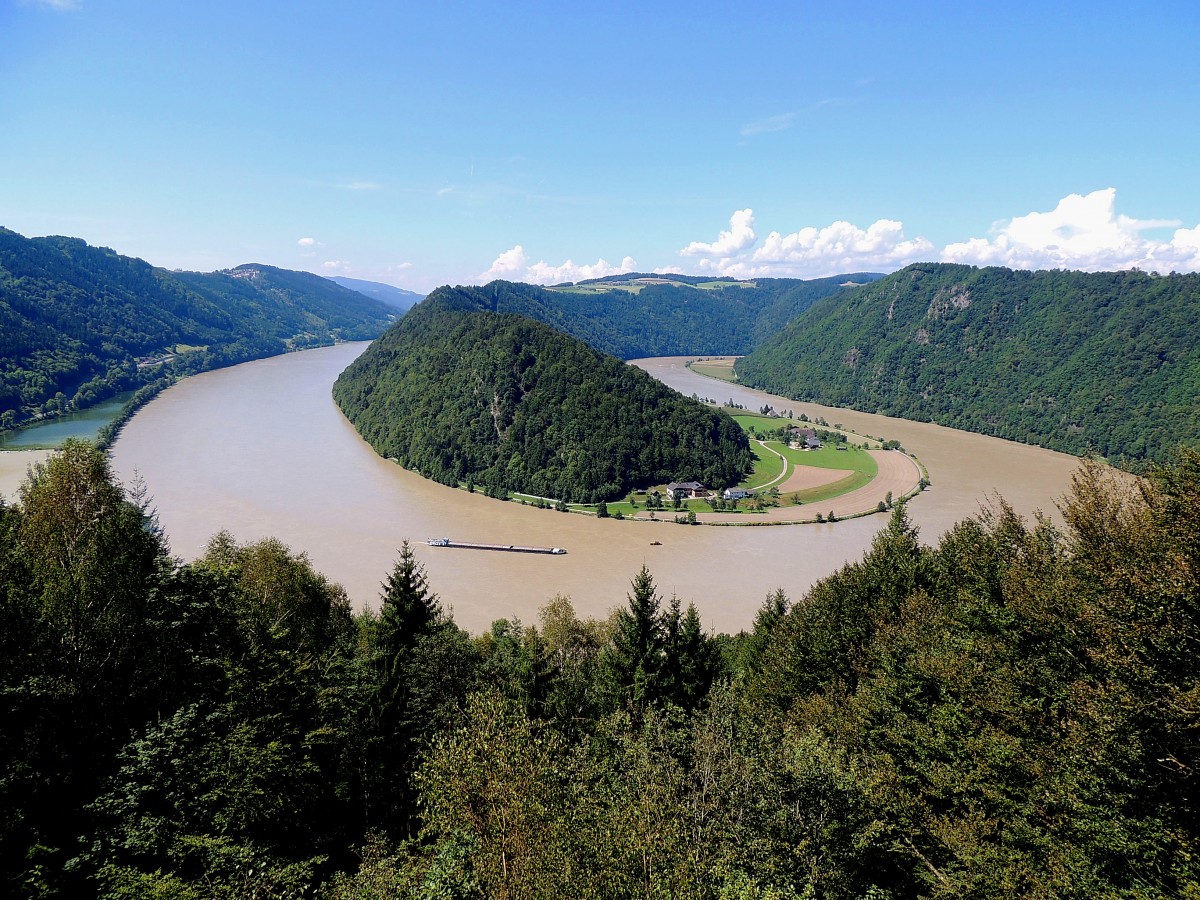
606 565 665 712
369 541 443 835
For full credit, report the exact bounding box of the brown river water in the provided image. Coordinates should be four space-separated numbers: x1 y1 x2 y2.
7 343 1085 635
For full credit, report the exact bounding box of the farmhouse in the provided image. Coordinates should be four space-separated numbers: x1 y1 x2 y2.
666 481 708 500
723 487 755 500
787 426 822 450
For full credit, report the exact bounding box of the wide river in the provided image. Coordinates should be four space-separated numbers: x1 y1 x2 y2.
59 343 1081 635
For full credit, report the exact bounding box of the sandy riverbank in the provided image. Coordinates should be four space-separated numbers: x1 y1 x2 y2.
0 449 55 501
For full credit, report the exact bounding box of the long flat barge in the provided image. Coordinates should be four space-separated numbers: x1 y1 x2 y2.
428 538 565 555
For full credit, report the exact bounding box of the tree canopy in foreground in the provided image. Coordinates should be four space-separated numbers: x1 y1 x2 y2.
1 439 1197 897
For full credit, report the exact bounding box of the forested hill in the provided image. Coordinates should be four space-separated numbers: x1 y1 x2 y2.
0 228 395 430
736 263 1200 464
426 273 880 360
333 290 752 502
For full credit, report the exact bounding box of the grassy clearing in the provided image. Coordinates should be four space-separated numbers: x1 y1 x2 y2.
770 442 878 477
690 360 739 382
730 412 787 432
694 280 756 290
545 284 643 295
788 471 874 505
742 441 788 490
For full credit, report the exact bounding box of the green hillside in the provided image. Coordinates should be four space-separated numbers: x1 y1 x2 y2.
0 228 395 431
736 263 1200 464
434 273 879 360
333 289 753 502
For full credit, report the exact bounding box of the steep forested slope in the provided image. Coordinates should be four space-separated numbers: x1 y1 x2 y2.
0 229 395 429
433 274 879 360
736 263 1200 463
334 289 752 501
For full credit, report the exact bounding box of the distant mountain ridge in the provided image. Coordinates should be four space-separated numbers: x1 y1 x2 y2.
327 275 424 312
422 272 883 360
333 286 753 502
0 228 396 431
736 263 1200 464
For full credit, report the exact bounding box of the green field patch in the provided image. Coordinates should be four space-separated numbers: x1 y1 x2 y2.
741 441 787 490
730 412 788 432
545 283 643 295
690 362 738 382
788 470 874 505
771 442 877 477
695 280 757 290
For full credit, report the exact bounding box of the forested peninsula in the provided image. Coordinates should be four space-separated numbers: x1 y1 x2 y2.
3 440 1198 897
736 263 1200 465
334 287 753 501
0 228 395 433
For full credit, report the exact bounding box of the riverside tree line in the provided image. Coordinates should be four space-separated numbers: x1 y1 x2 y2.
2 440 1198 898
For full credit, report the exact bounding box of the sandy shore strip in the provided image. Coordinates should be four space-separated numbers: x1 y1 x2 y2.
0 449 55 501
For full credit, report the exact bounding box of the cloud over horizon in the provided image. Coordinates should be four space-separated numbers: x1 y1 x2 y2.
680 209 758 259
480 245 637 285
670 190 1200 280
677 209 932 278
479 191 1200 289
941 188 1200 273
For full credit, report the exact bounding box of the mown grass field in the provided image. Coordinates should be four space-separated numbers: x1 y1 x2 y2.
689 359 739 382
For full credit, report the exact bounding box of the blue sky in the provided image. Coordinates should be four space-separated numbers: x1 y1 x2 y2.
2 0 1199 291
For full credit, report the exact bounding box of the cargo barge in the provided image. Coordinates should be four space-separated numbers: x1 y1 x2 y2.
427 538 566 555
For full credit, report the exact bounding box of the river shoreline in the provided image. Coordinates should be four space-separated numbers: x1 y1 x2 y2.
4 344 1088 635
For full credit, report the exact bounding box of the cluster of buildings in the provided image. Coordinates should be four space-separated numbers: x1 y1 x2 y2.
665 482 755 502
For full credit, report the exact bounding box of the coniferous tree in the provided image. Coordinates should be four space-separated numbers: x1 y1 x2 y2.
606 565 665 713
367 541 477 836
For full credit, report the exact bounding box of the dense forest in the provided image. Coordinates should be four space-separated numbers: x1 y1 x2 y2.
735 263 1200 465
334 289 753 502
2 440 1197 897
0 228 396 432
434 273 880 360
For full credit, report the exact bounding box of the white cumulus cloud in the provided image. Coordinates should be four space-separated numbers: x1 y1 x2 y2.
297 237 317 247
677 210 932 278
480 245 529 280
941 188 1200 272
752 219 934 276
480 246 637 285
680 209 757 258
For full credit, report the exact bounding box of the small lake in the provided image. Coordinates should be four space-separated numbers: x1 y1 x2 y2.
0 392 134 450
92 343 1085 635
